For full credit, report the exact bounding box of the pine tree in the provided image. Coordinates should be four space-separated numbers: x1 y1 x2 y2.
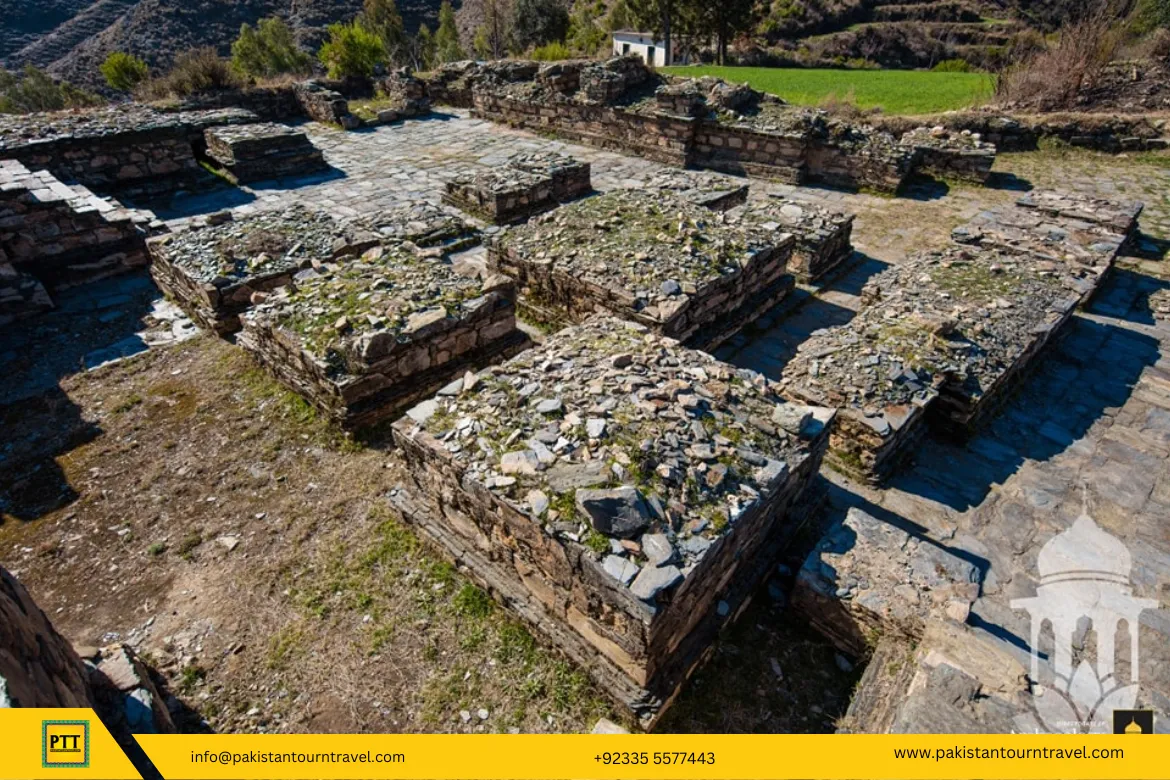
361 0 408 65
435 0 465 62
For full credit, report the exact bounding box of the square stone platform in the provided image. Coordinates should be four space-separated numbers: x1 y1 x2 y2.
488 190 795 351
237 247 528 429
391 316 834 727
443 151 592 225
203 123 327 184
506 151 593 203
146 206 355 335
900 127 997 184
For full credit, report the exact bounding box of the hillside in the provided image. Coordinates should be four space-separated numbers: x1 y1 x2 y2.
1 0 450 89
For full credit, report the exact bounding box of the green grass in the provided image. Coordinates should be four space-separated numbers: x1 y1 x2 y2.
661 65 995 115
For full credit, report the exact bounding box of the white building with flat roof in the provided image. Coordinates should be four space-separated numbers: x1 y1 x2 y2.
612 31 676 67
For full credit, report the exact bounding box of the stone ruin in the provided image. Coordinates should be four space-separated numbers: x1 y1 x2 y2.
351 200 482 257
203 123 328 185
900 126 997 184
639 168 749 212
443 151 592 225
487 189 795 351
2 564 175 750
729 196 856 283
391 316 834 726
435 56 997 195
0 159 156 325
237 246 529 429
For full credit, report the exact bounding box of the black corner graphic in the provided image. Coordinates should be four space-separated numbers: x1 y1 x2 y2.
1113 709 1154 734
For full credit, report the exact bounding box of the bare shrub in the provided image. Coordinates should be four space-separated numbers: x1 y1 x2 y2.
136 48 244 101
996 0 1133 110
818 88 881 121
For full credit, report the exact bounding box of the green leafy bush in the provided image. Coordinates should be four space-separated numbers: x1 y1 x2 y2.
231 17 312 78
0 65 102 114
932 58 972 72
100 52 149 92
318 21 388 79
531 41 573 61
435 0 465 63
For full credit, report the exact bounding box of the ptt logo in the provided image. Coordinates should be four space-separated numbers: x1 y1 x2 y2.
42 720 90 768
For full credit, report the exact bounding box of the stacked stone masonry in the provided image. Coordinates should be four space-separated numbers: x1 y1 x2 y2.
791 508 981 657
0 160 151 309
728 196 855 283
781 243 1093 483
0 105 257 196
203 123 328 184
391 317 834 726
953 192 1141 305
457 58 984 195
900 126 997 184
238 246 529 429
443 151 591 225
487 189 795 351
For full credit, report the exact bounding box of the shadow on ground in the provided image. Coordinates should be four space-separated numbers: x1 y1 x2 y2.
892 315 1160 511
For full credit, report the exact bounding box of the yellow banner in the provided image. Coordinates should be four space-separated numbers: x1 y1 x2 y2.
133 733 1170 780
0 708 141 780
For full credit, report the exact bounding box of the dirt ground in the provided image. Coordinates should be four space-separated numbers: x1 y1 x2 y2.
0 334 855 734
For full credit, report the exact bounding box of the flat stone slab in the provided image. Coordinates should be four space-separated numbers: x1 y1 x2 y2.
793 507 981 656
1015 190 1144 236
237 247 527 429
443 151 592 225
505 150 592 203
348 201 481 257
392 316 833 726
488 189 795 350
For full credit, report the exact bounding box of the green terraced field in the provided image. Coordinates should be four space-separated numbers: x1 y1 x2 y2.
661 66 995 116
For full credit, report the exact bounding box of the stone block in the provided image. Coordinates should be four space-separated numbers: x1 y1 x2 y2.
203 123 327 184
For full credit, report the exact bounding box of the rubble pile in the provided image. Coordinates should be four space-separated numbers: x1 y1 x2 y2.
238 247 528 428
203 123 327 184
444 151 591 224
782 244 1085 481
901 126 997 184
146 206 352 335
792 508 981 656
730 196 855 282
640 169 749 212
488 190 795 350
0 159 152 298
349 200 480 257
391 316 834 725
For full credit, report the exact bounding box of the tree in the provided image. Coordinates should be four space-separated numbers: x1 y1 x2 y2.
413 24 437 70
100 52 149 92
462 0 513 59
606 0 634 33
318 20 389 79
0 65 102 114
692 0 757 64
512 0 570 52
627 0 677 65
568 0 608 54
361 0 408 64
435 0 465 62
231 17 312 78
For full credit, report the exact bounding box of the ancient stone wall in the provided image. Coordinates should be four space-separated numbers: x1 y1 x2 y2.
0 160 150 292
391 317 834 726
0 565 94 708
875 112 1170 154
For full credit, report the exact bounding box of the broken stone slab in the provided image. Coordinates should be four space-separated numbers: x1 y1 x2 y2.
730 197 856 283
1015 190 1144 237
488 189 795 351
391 316 834 728
640 168 749 212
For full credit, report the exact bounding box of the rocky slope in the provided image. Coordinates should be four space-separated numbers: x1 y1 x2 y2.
2 0 449 89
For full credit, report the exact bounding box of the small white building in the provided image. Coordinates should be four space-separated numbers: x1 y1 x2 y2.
612 31 677 67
